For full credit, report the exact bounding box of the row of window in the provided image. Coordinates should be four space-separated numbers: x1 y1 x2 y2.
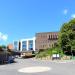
22 40 33 44
36 40 57 44
39 44 54 49
22 40 33 50
14 40 34 51
48 35 58 40
22 44 33 50
37 34 58 38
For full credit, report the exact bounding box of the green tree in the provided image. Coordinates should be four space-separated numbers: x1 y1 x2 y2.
1 45 7 49
58 18 75 55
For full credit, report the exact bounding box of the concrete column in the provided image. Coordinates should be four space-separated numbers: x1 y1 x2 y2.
33 39 35 51
17 41 19 51
27 40 29 51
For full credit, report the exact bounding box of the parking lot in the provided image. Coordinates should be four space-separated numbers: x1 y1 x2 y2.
0 58 75 75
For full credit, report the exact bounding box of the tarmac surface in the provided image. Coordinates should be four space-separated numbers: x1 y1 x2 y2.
0 58 75 75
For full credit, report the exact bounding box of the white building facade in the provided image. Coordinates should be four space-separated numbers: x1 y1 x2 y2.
13 37 36 52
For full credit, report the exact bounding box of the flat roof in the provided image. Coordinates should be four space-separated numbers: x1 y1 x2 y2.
36 32 59 34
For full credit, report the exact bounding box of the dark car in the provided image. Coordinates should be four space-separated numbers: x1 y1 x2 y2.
0 51 15 64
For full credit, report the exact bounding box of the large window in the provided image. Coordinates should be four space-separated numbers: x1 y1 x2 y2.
48 35 50 40
28 40 33 50
14 41 18 50
22 41 27 51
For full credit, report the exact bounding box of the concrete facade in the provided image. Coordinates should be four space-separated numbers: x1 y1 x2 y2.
20 37 36 51
13 37 36 52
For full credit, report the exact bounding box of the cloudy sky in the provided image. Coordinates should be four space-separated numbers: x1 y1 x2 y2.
0 0 75 45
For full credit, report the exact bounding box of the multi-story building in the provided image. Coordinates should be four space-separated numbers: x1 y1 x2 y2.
35 32 58 50
13 32 58 52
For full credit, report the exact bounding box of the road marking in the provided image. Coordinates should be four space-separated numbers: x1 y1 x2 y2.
18 66 51 73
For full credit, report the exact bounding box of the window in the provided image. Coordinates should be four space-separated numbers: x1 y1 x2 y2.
22 41 27 51
53 35 55 39
48 35 50 40
55 35 57 39
54 34 56 39
14 41 18 50
51 35 52 39
28 40 33 50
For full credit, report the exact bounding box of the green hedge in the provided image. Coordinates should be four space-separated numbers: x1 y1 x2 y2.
35 47 64 58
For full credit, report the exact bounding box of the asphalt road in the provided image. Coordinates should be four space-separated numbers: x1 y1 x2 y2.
0 58 75 75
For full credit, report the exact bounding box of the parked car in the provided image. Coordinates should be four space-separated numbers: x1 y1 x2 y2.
7 55 15 63
0 51 15 64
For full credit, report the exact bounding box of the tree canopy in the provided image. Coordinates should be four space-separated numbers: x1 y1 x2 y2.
58 18 75 53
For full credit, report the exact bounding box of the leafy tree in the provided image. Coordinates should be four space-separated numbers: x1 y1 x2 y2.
58 18 75 55
0 46 3 51
0 45 7 49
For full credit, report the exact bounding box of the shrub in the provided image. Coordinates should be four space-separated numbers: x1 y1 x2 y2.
35 47 64 58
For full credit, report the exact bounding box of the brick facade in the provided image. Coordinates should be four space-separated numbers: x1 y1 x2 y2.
35 32 58 50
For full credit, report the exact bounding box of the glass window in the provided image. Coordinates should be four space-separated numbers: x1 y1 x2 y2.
48 35 50 40
28 40 33 50
51 35 52 39
14 41 18 50
22 41 27 51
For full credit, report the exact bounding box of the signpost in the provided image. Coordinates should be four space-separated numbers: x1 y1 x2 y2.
52 54 60 60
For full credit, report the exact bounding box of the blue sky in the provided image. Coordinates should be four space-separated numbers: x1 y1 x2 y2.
0 0 75 45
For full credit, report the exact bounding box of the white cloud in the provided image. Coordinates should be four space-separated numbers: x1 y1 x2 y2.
63 9 68 15
0 32 8 41
71 14 75 18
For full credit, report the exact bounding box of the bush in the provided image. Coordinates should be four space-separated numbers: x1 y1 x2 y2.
35 47 64 58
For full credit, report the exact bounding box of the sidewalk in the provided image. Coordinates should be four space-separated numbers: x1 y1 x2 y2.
33 57 75 64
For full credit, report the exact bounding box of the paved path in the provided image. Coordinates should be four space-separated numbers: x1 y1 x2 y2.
0 58 75 75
